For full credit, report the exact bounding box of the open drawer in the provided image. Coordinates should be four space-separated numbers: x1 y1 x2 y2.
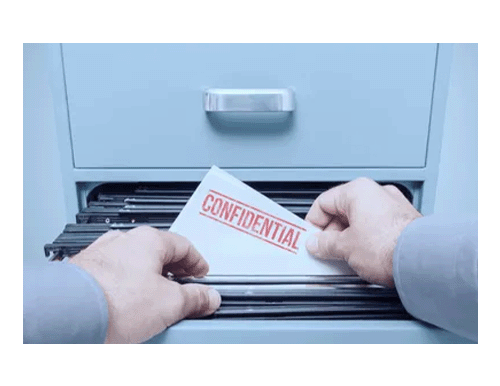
45 180 416 321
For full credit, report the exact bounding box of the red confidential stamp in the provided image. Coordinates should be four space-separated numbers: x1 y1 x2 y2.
198 189 306 254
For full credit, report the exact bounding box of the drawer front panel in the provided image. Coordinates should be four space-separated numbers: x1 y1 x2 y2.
62 43 437 168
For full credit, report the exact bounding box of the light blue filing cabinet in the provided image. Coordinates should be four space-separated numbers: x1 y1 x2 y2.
47 43 471 343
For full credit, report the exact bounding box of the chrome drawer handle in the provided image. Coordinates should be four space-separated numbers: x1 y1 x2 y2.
204 88 295 112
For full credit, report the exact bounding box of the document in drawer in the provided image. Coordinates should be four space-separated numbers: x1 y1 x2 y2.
170 166 354 275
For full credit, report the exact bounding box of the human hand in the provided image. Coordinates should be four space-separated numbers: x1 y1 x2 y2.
305 178 422 287
69 226 221 343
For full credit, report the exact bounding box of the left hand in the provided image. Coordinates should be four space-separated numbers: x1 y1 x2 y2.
70 226 221 343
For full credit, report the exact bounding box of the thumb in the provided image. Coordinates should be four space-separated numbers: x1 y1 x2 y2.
306 230 350 261
170 283 222 322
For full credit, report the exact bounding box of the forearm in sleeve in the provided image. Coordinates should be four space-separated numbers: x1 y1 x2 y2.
23 262 109 344
393 214 478 342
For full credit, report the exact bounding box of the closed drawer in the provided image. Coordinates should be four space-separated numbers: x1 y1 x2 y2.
62 43 437 168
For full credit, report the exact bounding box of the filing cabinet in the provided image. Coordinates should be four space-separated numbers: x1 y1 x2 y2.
62 43 436 168
47 43 470 343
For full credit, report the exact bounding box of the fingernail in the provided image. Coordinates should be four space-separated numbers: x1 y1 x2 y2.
306 234 319 256
208 288 222 312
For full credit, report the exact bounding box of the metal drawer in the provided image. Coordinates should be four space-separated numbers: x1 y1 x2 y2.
61 43 438 168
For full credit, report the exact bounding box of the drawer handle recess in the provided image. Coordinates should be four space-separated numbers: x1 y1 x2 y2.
204 88 295 112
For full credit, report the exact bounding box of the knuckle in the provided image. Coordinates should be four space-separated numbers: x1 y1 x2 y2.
317 191 330 206
384 185 409 203
185 257 203 272
173 233 195 257
385 184 400 193
131 225 163 244
106 230 123 239
352 177 375 187
133 224 155 233
125 231 165 261
197 288 211 314
182 285 210 315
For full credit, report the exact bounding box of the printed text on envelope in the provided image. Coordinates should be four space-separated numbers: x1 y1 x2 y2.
199 190 306 254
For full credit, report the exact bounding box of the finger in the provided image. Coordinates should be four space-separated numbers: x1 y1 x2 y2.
383 184 410 204
161 232 210 277
305 229 351 261
306 194 335 228
306 183 349 229
326 218 348 232
127 227 209 277
180 284 221 318
165 282 221 323
162 264 190 278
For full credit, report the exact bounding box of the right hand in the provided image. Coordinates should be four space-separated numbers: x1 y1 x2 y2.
305 178 422 287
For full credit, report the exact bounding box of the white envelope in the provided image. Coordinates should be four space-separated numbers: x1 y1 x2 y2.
170 166 354 276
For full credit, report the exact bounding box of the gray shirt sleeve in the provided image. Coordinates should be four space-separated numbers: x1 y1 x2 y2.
393 214 478 342
23 262 109 344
